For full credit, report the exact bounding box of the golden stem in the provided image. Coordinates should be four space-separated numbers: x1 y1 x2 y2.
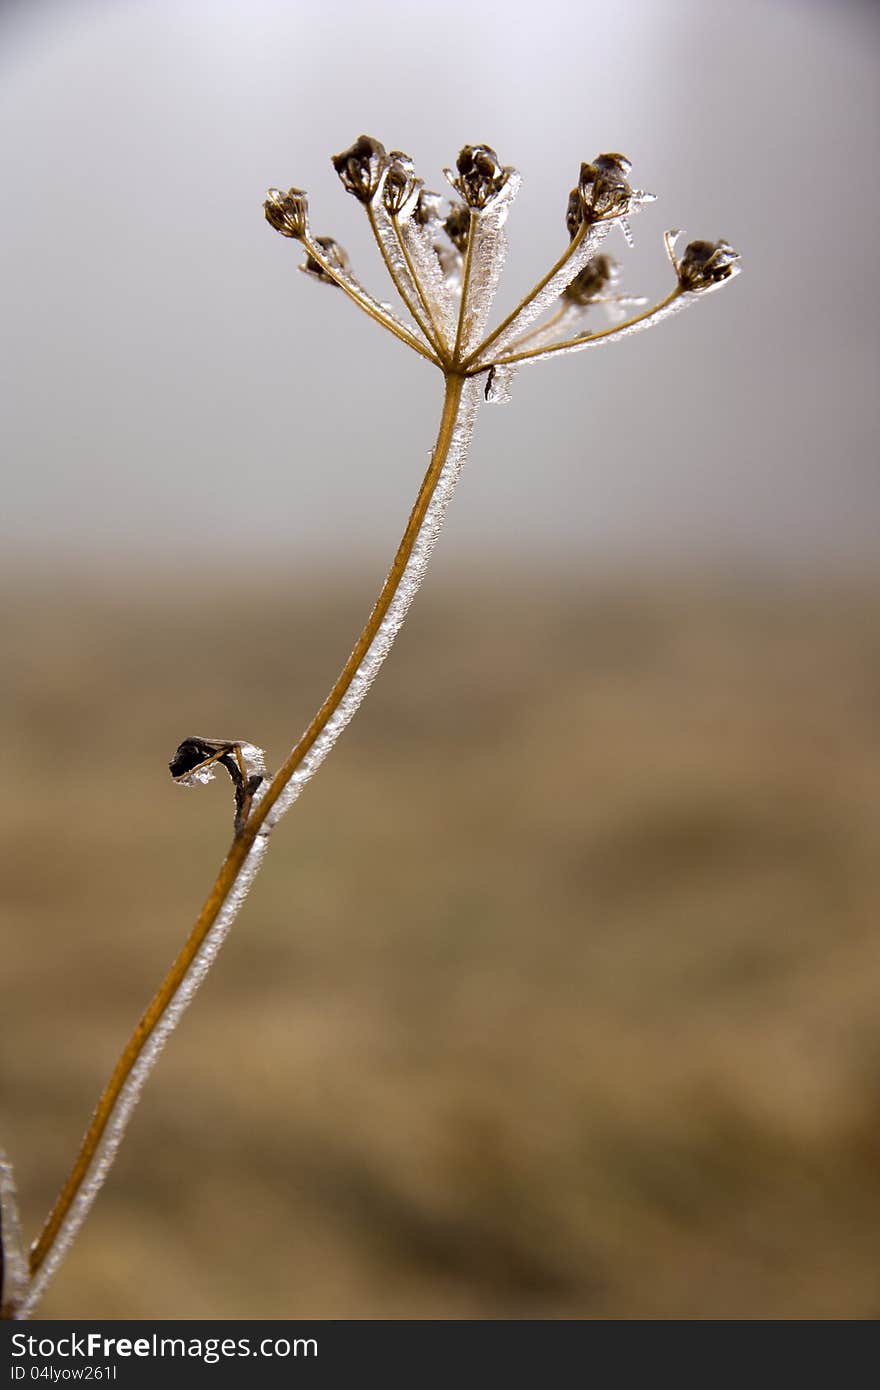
461 221 587 369
503 302 570 354
478 287 683 367
29 372 467 1278
301 235 438 364
365 205 441 356
452 210 477 365
392 215 449 361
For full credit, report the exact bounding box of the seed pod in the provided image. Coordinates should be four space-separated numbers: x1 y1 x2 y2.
382 151 421 216
443 202 470 253
675 238 741 292
447 144 513 210
264 187 309 240
563 253 618 305
332 135 388 203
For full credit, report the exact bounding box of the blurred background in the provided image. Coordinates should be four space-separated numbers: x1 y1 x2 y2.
2 0 879 1319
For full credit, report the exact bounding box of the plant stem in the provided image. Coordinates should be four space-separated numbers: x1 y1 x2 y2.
0 1151 27 1319
481 288 684 367
461 221 587 369
452 211 477 364
365 205 441 356
392 215 449 359
301 235 439 364
22 370 479 1317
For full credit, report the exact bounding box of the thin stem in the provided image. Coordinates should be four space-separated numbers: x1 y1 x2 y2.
479 287 683 368
365 205 441 356
302 235 439 364
27 372 476 1305
392 215 449 361
452 210 477 364
503 302 569 354
461 221 587 369
1 1151 28 1319
253 371 468 829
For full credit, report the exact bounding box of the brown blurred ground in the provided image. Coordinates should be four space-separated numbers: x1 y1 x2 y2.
2 569 880 1319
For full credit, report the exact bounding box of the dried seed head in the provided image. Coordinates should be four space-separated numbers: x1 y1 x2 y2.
332 135 388 203
596 152 632 179
565 187 582 241
264 187 310 240
413 189 443 227
443 201 470 253
447 144 513 210
382 150 421 216
579 154 632 221
300 235 351 285
674 237 741 292
563 253 618 305
569 153 654 234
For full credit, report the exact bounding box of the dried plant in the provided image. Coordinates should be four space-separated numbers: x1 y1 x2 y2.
1 138 739 1320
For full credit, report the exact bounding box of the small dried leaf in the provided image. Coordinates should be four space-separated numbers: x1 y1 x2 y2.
170 737 267 835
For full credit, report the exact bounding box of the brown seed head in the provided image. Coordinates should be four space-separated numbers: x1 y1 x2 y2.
382 151 422 216
449 144 513 210
331 135 388 203
676 238 740 292
264 187 309 240
563 253 618 305
443 201 471 253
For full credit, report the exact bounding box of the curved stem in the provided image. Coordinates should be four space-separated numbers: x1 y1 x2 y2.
25 371 478 1312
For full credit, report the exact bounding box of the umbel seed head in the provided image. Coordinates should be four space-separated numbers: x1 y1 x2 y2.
264 187 309 240
332 135 388 203
450 144 512 210
382 151 421 216
264 138 739 381
675 238 741 292
577 152 636 224
563 253 617 305
443 202 471 253
412 189 443 227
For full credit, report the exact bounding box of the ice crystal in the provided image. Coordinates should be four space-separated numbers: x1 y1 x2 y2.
0 1150 28 1316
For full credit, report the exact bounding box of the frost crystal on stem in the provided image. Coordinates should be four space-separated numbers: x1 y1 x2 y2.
1 1150 29 1318
7 137 739 1321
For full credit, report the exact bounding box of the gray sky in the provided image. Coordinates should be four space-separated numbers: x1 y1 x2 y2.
1 0 878 577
